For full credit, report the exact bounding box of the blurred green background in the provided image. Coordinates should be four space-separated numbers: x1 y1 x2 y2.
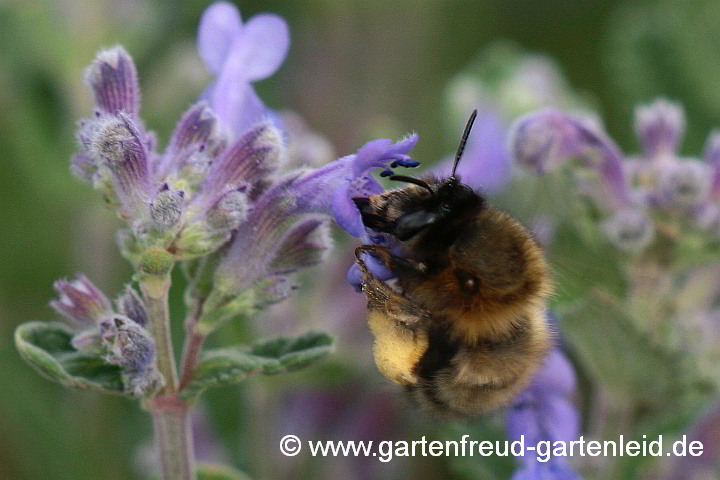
2 0 720 479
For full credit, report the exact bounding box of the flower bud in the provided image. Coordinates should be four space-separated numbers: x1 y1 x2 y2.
603 208 655 253
203 121 284 194
206 189 249 231
634 100 685 157
658 159 711 207
99 315 155 372
138 247 175 275
116 285 149 327
84 46 139 117
167 102 224 156
269 216 332 274
50 275 112 327
150 185 185 231
89 113 152 214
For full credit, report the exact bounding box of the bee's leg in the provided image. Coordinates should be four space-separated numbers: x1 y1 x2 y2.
355 245 431 331
355 244 427 277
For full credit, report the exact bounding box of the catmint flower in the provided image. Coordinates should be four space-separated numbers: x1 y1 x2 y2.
205 188 249 231
296 134 420 237
200 120 284 199
634 100 685 159
658 159 711 207
50 275 112 327
50 275 162 396
98 315 163 396
293 134 419 289
705 131 720 201
84 45 139 118
432 108 511 194
510 109 631 206
197 135 418 329
116 285 149 327
603 208 655 253
282 111 336 169
197 1 290 135
507 348 582 480
100 315 155 371
74 43 291 263
88 112 153 217
150 185 185 231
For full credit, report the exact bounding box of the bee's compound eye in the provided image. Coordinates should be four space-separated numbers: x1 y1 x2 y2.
454 269 479 295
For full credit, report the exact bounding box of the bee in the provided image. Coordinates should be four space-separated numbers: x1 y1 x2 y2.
353 110 552 417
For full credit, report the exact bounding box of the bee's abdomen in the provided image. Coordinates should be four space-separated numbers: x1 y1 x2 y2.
409 311 551 417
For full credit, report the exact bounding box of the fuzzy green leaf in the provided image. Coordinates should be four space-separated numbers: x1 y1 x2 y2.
250 331 334 374
558 294 690 404
182 331 334 399
14 321 124 393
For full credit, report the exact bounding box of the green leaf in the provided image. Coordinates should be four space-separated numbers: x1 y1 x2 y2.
548 222 627 306
558 293 689 405
196 463 252 480
250 331 334 374
14 321 124 393
182 331 334 400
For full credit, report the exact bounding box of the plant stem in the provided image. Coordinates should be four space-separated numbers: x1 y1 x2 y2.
141 274 197 480
141 275 178 395
179 298 207 391
150 396 196 480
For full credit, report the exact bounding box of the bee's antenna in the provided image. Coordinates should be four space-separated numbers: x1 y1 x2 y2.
389 175 434 195
452 109 478 178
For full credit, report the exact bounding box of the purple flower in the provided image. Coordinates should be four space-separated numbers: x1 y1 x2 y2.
602 207 655 253
197 133 419 326
116 285 150 327
50 275 112 327
705 131 720 202
666 402 720 480
634 100 685 158
197 1 290 135
83 45 139 118
291 134 420 236
507 348 583 480
286 134 419 289
50 276 162 396
510 109 631 207
432 108 511 194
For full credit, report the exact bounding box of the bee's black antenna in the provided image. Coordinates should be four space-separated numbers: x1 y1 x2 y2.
389 175 434 195
451 109 478 178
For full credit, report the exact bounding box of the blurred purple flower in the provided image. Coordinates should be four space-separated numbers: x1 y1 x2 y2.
634 100 685 159
510 109 631 207
510 99 720 246
197 1 290 136
507 348 583 480
667 402 720 480
433 108 511 194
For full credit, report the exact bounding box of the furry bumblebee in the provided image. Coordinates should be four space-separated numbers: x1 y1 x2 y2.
353 111 552 417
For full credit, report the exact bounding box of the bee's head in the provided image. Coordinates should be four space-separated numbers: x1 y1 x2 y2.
354 110 483 241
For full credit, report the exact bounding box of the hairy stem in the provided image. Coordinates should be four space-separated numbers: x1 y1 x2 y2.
150 396 196 480
141 274 196 480
141 275 178 395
